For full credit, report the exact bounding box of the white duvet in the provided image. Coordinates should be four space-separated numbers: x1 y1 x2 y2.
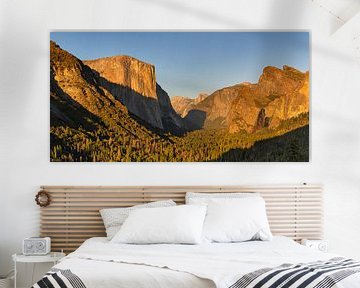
54 237 360 288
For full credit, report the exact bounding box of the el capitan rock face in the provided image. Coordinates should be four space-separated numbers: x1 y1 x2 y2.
85 56 184 133
85 56 157 99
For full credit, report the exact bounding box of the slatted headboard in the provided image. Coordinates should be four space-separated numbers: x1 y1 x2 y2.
39 185 323 253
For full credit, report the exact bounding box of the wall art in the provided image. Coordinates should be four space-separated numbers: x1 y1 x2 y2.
50 32 309 162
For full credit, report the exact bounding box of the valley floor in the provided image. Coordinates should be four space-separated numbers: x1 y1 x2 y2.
50 114 309 162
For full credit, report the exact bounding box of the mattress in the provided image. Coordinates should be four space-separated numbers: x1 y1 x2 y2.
37 236 360 288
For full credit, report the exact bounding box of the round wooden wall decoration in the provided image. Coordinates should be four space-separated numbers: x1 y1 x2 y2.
35 190 51 207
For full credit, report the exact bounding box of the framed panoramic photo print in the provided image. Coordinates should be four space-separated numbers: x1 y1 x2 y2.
50 32 309 162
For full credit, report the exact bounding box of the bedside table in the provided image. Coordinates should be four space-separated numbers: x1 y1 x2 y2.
301 239 328 252
12 252 65 288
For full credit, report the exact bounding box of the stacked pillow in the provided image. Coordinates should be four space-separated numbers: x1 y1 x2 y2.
187 192 272 242
105 192 272 245
111 205 207 244
100 200 176 240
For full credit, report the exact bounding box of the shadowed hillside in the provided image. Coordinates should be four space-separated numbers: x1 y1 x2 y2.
214 125 309 162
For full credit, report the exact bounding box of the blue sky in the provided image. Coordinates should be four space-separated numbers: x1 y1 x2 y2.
50 32 309 99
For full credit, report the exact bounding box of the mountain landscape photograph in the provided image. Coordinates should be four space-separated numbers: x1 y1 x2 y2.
50 32 310 162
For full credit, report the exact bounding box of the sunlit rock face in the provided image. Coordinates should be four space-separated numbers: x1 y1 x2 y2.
171 66 308 133
85 56 163 129
230 65 309 133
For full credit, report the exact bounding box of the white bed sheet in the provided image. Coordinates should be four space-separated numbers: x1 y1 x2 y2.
54 236 360 288
56 258 214 288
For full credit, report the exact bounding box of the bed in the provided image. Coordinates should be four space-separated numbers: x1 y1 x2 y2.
33 185 360 288
34 236 360 288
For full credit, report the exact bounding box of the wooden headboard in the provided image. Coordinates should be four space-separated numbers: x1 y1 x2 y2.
39 185 323 253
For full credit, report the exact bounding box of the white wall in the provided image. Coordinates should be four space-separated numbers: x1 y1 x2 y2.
1 0 360 285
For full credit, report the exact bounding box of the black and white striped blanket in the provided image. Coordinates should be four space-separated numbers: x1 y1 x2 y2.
32 268 86 288
229 257 360 288
32 258 360 288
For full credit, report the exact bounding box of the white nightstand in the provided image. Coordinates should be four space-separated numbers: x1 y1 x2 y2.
301 239 328 252
12 252 65 288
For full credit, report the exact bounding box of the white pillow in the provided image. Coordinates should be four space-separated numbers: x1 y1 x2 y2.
186 192 259 204
202 197 272 243
111 205 207 244
100 200 176 240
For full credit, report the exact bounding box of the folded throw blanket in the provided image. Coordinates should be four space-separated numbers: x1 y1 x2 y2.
32 268 86 288
229 258 360 288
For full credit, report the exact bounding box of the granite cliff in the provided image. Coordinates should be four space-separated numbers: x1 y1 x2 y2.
173 65 309 133
84 56 184 133
227 65 309 133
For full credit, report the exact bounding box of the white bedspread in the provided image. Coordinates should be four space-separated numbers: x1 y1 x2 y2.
54 237 360 288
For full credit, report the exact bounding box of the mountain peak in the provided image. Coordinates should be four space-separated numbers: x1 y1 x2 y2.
171 93 209 118
50 40 82 70
86 54 155 69
283 65 301 73
262 65 304 76
195 93 208 104
84 55 157 99
262 65 282 74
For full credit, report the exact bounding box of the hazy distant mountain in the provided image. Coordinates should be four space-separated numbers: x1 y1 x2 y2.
171 93 208 117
